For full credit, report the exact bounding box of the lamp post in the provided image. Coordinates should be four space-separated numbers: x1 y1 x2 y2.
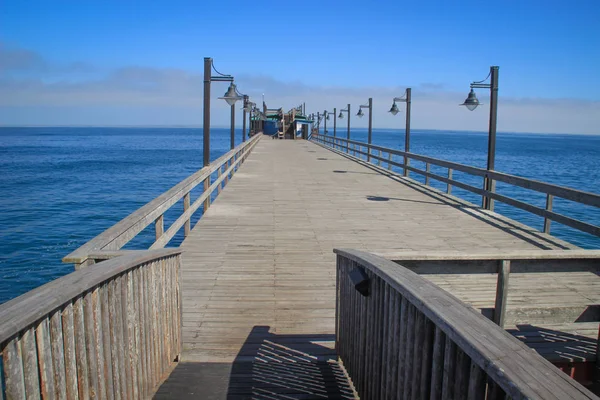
219 83 244 150
460 66 499 210
338 104 351 140
357 98 373 161
242 96 255 142
323 109 337 136
203 57 240 167
316 112 321 135
388 88 411 176
242 95 248 142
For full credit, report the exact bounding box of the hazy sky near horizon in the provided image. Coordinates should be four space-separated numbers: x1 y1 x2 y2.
1 1 599 133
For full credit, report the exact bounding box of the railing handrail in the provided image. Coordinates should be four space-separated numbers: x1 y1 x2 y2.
0 248 181 345
334 248 597 399
313 133 600 208
64 134 262 266
375 249 600 261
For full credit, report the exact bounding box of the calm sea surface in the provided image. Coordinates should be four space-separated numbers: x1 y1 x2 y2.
1 127 599 304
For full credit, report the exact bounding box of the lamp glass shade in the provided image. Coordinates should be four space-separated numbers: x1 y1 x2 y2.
389 102 400 115
460 89 480 111
338 112 343 119
220 83 242 106
326 113 330 120
357 109 364 118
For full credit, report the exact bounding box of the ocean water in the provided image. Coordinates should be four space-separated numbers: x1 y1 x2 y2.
1 127 599 304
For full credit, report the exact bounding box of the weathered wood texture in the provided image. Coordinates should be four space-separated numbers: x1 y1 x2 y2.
0 250 182 399
178 138 579 366
335 249 598 399
63 134 261 269
313 133 600 237
382 253 600 366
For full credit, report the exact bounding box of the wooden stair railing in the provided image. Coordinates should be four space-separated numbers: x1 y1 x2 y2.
335 248 599 400
0 249 182 399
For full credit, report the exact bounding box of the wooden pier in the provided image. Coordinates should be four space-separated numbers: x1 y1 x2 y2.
1 134 599 399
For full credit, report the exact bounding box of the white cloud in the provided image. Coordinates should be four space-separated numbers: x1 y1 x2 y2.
0 46 598 134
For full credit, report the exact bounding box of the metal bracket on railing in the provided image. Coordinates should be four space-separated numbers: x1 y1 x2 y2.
349 267 370 297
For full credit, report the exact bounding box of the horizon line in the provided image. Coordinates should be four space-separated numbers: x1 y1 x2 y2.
0 125 598 136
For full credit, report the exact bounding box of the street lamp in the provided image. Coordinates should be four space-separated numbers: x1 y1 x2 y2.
243 96 256 142
251 106 265 135
203 57 240 167
357 98 373 161
389 88 411 176
218 83 243 150
338 104 351 140
460 66 499 210
316 112 322 135
323 109 337 137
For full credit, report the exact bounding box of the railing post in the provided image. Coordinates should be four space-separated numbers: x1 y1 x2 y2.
544 194 554 234
493 260 510 327
388 152 392 170
425 163 431 186
483 175 496 211
377 149 381 166
217 165 222 195
155 215 164 241
183 193 190 237
203 177 210 212
447 169 453 194
489 179 496 211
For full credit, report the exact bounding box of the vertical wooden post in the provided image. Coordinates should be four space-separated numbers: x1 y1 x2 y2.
493 260 510 327
183 193 191 237
447 169 453 194
483 176 497 211
594 327 600 395
544 194 554 234
155 215 164 241
388 152 392 170
377 150 381 166
218 165 223 194
425 163 431 186
203 177 210 212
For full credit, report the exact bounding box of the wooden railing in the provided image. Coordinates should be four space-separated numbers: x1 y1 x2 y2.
335 248 598 400
0 249 181 399
312 134 600 239
382 250 600 327
64 134 262 269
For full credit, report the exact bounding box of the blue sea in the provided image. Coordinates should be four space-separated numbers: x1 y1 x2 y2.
1 127 599 304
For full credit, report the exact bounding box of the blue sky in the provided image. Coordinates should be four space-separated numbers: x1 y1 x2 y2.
1 0 599 133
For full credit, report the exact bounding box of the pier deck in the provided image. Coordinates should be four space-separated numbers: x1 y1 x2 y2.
180 138 575 361
155 137 597 398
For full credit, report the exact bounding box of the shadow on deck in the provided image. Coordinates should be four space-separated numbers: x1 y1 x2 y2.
154 326 356 399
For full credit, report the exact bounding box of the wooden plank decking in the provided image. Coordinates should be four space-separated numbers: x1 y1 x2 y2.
156 137 597 398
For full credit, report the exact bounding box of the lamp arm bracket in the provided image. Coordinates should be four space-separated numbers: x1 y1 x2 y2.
471 70 492 85
211 60 233 78
211 76 234 82
470 83 492 89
